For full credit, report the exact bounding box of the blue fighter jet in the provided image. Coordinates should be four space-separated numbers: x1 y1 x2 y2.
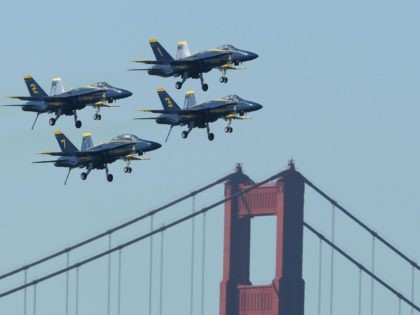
34 131 161 184
5 75 133 129
130 39 258 91
136 88 262 141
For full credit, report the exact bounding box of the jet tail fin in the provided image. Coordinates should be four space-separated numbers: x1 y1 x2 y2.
149 38 174 62
183 90 196 109
54 130 79 153
51 77 65 95
23 75 48 97
176 40 191 59
156 88 181 111
81 132 94 151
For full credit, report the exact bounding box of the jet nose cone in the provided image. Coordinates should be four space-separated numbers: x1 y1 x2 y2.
122 89 133 98
248 52 259 60
150 141 162 150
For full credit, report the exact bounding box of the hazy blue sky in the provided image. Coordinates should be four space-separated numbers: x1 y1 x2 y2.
0 0 418 314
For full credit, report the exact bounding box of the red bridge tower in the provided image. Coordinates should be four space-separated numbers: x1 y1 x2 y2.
220 163 305 315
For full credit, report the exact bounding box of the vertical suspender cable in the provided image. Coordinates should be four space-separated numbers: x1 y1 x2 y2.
200 213 207 315
117 250 122 315
75 267 79 315
411 266 415 315
398 298 402 315
32 284 37 315
24 269 27 315
318 238 323 315
370 235 376 315
159 226 165 315
66 251 70 315
329 205 335 315
148 216 154 315
190 195 196 315
107 234 112 315
358 269 362 315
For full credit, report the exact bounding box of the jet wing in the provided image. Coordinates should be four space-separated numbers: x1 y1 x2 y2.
38 143 134 157
169 52 232 70
122 153 150 161
219 64 246 70
139 102 237 116
131 59 170 65
32 160 59 163
10 90 105 105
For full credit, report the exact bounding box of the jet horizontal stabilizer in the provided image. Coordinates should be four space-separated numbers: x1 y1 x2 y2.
32 160 59 163
128 68 151 71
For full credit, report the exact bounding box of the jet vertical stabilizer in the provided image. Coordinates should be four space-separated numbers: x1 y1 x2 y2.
149 38 174 62
156 88 181 111
81 132 94 151
176 40 191 59
183 90 196 109
24 75 48 97
54 130 79 153
51 77 65 96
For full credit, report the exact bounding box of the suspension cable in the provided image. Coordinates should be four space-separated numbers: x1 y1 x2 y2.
148 216 154 315
0 175 232 282
190 195 196 315
304 177 419 271
370 235 375 315
159 226 165 315
318 238 323 315
200 213 207 315
304 222 420 312
0 168 289 299
329 205 335 315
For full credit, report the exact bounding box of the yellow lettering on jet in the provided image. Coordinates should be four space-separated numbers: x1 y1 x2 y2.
60 139 67 149
164 97 173 108
30 84 38 94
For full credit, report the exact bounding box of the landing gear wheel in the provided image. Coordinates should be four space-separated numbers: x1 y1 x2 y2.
202 83 208 91
98 114 101 120
228 127 233 133
93 114 102 120
220 77 228 83
224 126 233 133
107 174 113 182
181 131 188 139
124 166 132 173
49 118 56 126
81 172 87 180
224 77 228 83
208 133 214 141
175 81 182 89
75 120 82 128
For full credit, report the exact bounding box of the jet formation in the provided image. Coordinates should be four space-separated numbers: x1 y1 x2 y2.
130 39 258 91
4 75 132 129
136 88 262 141
34 131 161 184
6 38 261 183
